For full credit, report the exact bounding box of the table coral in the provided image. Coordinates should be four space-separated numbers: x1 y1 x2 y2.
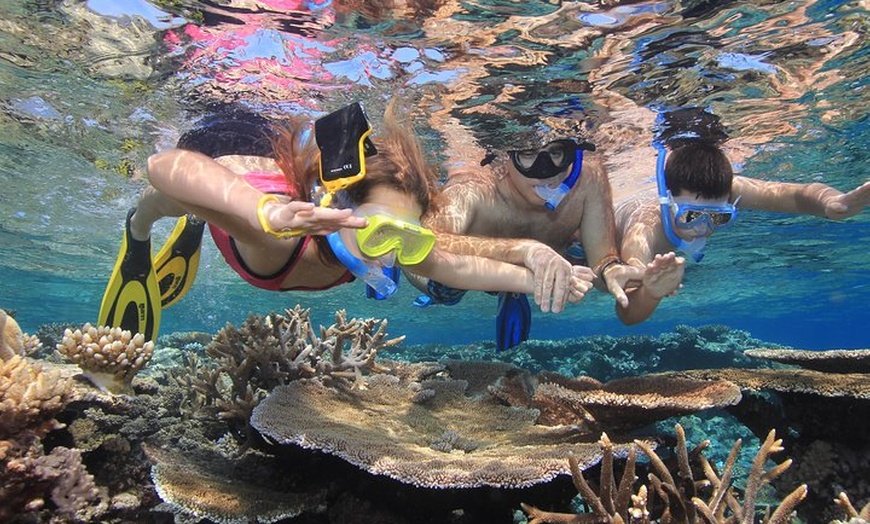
250 362 644 489
56 323 154 394
745 347 870 374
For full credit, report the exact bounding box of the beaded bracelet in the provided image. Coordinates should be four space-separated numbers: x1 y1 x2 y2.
256 194 307 238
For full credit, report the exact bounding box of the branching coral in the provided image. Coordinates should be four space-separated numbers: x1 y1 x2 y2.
173 306 404 450
521 424 807 524
0 355 72 450
56 323 154 394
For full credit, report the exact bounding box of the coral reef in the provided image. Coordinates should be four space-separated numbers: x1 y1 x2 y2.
168 306 403 449
251 360 645 489
393 324 775 381
744 347 870 374
488 369 742 435
0 352 110 522
1 308 43 360
56 323 155 394
146 445 326 524
521 424 807 524
656 365 870 521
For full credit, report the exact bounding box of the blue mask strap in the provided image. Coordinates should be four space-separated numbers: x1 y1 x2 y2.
535 148 585 211
655 143 706 262
326 232 397 298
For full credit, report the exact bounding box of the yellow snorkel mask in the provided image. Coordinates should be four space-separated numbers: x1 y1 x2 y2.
356 214 436 266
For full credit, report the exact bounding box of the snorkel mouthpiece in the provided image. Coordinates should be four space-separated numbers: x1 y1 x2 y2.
326 232 397 298
535 148 585 210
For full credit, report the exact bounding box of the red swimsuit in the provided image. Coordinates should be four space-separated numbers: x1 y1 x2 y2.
208 171 353 291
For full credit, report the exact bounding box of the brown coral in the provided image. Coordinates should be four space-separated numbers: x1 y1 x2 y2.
0 309 43 360
250 364 645 489
744 347 870 374
522 425 807 524
56 323 154 394
490 372 742 434
0 355 72 446
147 445 325 524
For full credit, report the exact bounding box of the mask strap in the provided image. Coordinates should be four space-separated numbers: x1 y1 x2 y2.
655 142 706 262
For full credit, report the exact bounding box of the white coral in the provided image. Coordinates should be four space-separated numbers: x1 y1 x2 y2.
57 323 154 394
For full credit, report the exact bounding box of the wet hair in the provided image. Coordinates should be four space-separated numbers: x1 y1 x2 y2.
271 100 437 266
664 142 733 199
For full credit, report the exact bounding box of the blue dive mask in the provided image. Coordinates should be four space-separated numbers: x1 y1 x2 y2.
327 231 397 298
654 143 708 262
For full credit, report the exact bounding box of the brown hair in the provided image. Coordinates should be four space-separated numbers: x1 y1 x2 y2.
271 100 438 265
664 142 733 199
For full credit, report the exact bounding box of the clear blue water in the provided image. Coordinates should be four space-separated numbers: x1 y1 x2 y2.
1 0 868 352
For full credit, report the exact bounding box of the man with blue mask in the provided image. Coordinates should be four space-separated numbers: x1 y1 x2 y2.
405 129 644 351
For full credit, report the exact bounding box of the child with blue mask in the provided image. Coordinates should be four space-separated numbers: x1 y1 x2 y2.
614 140 870 326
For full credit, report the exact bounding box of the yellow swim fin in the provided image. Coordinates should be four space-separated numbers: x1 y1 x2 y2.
153 214 205 308
98 208 161 341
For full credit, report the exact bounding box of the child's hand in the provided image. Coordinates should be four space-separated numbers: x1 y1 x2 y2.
566 265 596 305
825 181 870 220
643 252 685 299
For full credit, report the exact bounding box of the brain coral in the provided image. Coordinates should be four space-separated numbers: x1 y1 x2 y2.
251 368 642 489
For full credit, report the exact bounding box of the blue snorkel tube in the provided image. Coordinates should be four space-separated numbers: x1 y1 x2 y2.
326 232 398 298
654 143 706 262
534 148 585 211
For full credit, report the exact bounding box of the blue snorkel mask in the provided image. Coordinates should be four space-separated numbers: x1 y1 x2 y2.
509 139 595 211
327 231 398 298
655 143 739 262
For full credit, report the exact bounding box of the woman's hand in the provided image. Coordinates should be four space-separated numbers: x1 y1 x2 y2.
265 198 367 236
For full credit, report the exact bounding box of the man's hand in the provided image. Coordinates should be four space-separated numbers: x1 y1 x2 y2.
824 181 870 220
268 199 367 235
523 244 575 313
642 252 685 299
602 262 646 308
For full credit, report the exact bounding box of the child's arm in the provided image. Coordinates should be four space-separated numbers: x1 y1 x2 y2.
614 209 682 325
407 250 595 313
732 176 870 219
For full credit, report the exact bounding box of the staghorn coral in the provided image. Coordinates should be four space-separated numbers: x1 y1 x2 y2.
647 368 870 521
56 323 154 394
250 361 646 489
171 306 404 451
744 347 870 374
522 424 807 524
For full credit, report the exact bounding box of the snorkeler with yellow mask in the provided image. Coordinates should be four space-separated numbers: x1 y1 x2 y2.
99 101 596 341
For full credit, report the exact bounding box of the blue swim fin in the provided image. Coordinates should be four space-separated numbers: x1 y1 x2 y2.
495 292 531 352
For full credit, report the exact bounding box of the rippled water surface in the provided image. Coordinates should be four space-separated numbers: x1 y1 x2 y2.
1 0 867 350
